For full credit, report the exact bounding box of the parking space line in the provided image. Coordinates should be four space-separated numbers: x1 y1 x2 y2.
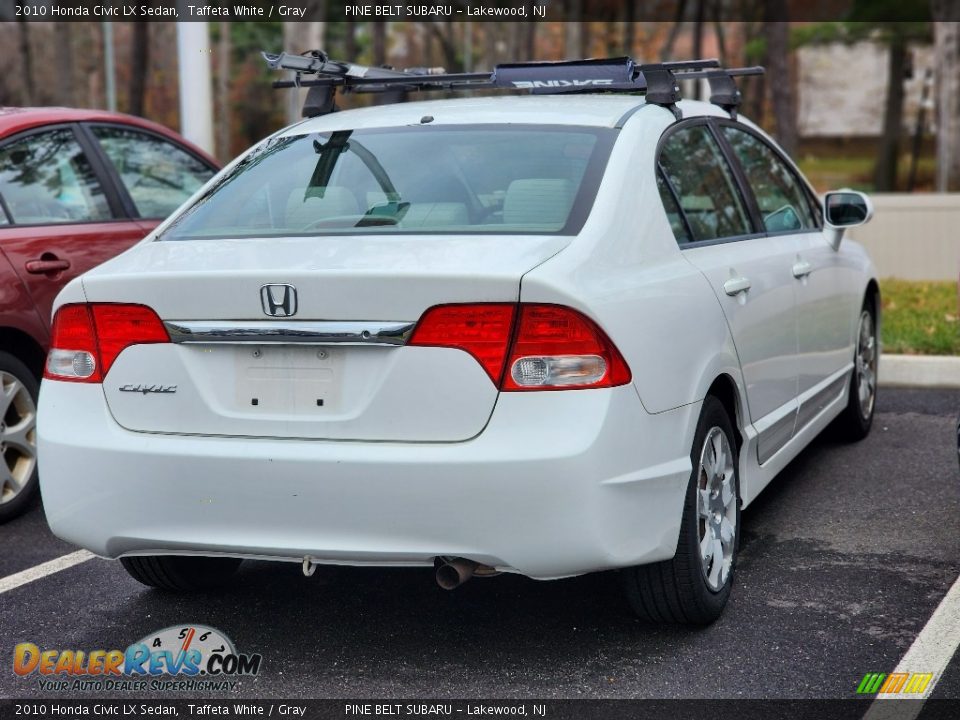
0 550 94 595
863 571 960 719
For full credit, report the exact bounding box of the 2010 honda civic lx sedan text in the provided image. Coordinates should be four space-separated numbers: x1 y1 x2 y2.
37 56 879 624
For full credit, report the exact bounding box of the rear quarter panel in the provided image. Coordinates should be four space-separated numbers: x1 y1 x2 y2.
519 107 746 417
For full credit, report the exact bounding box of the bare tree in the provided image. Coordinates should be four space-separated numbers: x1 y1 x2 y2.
129 23 149 116
874 32 907 191
523 6 537 60
426 22 461 71
54 24 74 106
933 16 960 190
623 1 636 56
372 22 386 65
282 8 326 122
661 0 688 60
17 18 34 105
564 2 584 58
345 20 357 60
764 7 798 155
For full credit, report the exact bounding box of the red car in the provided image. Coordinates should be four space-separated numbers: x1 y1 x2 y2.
0 107 219 521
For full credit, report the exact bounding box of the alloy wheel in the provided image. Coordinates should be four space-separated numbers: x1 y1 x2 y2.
697 426 737 591
856 310 877 421
0 371 37 505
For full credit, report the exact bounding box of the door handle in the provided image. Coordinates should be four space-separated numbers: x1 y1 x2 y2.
25 258 71 275
723 276 752 296
792 260 813 278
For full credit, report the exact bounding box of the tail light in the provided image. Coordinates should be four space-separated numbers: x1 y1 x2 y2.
409 303 631 390
502 305 632 390
408 304 516 384
45 303 169 383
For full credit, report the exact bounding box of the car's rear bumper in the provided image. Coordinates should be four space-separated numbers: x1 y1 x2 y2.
37 382 696 579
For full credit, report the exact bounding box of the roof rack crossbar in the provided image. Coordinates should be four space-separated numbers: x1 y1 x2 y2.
262 51 765 120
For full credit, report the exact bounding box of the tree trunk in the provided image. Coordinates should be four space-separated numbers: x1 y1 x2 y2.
427 21 461 71
764 11 797 156
482 23 498 70
372 22 386 65
873 36 907 192
17 19 34 106
692 2 705 99
129 23 149 116
283 14 326 122
623 1 636 56
564 1 583 58
345 20 356 60
216 21 231 161
524 7 537 60
934 18 960 191
660 0 688 60
54 24 74 107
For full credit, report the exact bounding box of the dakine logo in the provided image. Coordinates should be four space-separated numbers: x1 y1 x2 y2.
260 284 297 317
511 79 615 89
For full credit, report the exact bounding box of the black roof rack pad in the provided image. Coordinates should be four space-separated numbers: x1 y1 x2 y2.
493 58 637 91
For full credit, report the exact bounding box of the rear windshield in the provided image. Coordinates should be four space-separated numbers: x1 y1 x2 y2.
159 125 615 240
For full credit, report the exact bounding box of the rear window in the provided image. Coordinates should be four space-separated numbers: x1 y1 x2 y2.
159 125 615 240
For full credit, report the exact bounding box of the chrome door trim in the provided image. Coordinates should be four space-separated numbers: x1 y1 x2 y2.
163 320 415 346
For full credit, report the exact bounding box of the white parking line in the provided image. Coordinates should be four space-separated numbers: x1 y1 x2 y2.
0 550 95 595
863 571 960 719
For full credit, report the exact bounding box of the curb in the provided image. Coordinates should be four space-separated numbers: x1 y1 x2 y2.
880 354 960 389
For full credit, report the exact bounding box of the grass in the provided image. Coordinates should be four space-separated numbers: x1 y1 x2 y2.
796 154 937 194
880 279 960 356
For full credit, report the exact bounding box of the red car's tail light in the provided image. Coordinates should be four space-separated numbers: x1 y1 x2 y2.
408 304 516 384
45 303 170 383
502 304 632 390
409 303 631 390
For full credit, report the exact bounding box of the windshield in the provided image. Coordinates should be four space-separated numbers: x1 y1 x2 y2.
159 125 615 240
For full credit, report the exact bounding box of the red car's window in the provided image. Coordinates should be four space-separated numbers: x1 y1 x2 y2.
0 128 112 225
91 126 215 219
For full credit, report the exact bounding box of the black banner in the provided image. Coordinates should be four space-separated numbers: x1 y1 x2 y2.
2 0 957 23
2 700 960 720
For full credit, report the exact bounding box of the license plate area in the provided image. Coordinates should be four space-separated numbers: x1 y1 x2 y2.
234 345 343 414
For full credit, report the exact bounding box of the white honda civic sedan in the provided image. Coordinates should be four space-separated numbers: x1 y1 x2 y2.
37 89 878 624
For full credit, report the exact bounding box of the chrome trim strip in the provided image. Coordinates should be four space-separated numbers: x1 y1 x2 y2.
163 320 415 346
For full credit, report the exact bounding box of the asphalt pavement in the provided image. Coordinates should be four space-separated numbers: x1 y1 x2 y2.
2 387 959 700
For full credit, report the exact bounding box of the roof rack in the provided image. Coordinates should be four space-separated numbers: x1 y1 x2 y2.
262 51 764 121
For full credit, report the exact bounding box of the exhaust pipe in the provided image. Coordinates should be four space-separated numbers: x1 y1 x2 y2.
435 558 479 590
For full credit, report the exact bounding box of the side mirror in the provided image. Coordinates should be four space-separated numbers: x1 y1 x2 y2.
823 190 873 250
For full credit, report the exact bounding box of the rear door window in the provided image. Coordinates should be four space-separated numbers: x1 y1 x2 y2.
0 128 112 225
657 124 752 244
721 126 818 233
90 125 215 219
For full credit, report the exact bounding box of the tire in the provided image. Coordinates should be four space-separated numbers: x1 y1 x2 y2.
120 556 242 591
832 300 878 442
0 352 40 524
622 395 741 625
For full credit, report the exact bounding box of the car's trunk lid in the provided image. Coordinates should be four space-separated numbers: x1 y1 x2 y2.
82 235 567 442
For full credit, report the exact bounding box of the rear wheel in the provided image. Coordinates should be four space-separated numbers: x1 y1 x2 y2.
0 352 39 524
622 396 740 625
832 302 877 442
120 556 242 591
